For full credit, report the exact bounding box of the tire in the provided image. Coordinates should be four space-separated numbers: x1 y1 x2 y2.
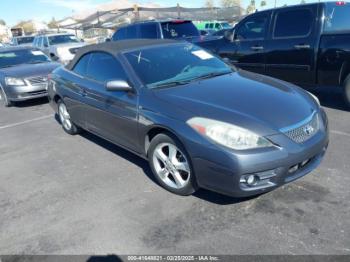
148 133 198 196
0 87 12 107
57 100 80 135
343 75 350 110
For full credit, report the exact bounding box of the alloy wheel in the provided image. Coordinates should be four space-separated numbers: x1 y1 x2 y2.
152 143 191 189
58 103 72 131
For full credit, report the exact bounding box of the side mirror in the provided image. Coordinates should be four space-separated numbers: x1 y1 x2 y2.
44 43 49 48
106 80 133 92
224 30 235 42
105 38 111 42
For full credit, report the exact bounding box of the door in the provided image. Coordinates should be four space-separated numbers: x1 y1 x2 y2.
42 36 50 55
265 6 318 85
83 52 139 152
226 12 271 74
63 53 92 128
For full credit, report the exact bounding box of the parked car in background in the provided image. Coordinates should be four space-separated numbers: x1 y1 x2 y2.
10 36 35 46
196 21 232 31
198 2 350 108
112 20 220 43
212 28 233 37
33 33 86 64
0 46 60 107
48 40 328 197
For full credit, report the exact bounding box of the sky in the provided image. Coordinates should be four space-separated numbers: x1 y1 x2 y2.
0 0 325 26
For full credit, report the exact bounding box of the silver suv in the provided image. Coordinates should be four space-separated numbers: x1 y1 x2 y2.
33 33 86 64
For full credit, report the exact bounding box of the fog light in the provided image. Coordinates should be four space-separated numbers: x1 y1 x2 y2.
246 175 259 186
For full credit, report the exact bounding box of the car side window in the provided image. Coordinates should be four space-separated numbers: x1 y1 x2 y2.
42 37 48 47
73 54 91 77
215 23 220 29
86 52 127 83
126 25 137 39
205 24 209 29
235 14 268 40
274 9 313 38
38 37 43 48
139 23 158 38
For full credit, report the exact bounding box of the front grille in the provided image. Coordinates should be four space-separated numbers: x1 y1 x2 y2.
282 112 319 143
26 76 48 86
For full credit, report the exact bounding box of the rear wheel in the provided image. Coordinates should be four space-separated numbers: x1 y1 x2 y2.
57 100 80 135
148 133 198 196
0 88 12 107
343 75 350 110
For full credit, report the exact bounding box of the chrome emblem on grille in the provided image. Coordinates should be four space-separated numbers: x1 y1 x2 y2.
303 125 314 136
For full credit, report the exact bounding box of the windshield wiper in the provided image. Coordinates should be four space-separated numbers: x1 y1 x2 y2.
193 71 232 81
151 80 191 89
0 64 17 68
26 61 47 64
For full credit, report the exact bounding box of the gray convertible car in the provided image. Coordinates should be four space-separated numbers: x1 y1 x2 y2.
48 40 329 197
0 46 60 107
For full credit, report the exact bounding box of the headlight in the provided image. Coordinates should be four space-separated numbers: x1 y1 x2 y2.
307 91 320 106
5 77 26 86
187 117 273 150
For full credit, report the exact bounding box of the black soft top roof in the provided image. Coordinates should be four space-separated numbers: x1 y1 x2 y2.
66 39 178 70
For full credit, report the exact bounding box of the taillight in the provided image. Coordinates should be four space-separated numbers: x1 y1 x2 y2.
336 1 346 6
172 20 186 24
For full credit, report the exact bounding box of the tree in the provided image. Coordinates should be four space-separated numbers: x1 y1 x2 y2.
205 0 215 8
48 17 58 29
261 0 267 8
0 19 6 26
246 0 256 14
14 20 35 34
221 0 241 8
300 0 306 4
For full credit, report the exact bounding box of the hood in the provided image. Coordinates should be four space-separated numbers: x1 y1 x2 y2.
0 62 61 79
153 70 317 136
51 42 86 51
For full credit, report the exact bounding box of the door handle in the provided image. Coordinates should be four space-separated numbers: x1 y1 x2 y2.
251 46 264 51
294 44 311 50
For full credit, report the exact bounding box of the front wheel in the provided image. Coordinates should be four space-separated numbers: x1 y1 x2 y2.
148 133 198 196
57 100 80 135
343 75 350 110
0 88 12 107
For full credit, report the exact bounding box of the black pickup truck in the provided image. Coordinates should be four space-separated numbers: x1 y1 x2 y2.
198 2 350 107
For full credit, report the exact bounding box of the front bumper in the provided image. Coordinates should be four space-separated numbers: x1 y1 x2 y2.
5 84 48 102
188 110 329 197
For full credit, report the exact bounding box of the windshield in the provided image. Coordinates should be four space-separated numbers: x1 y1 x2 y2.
48 35 79 45
17 37 34 45
124 43 233 89
324 3 350 32
0 49 50 68
161 21 200 39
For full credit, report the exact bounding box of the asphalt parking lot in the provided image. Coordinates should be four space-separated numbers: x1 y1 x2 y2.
0 88 349 255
